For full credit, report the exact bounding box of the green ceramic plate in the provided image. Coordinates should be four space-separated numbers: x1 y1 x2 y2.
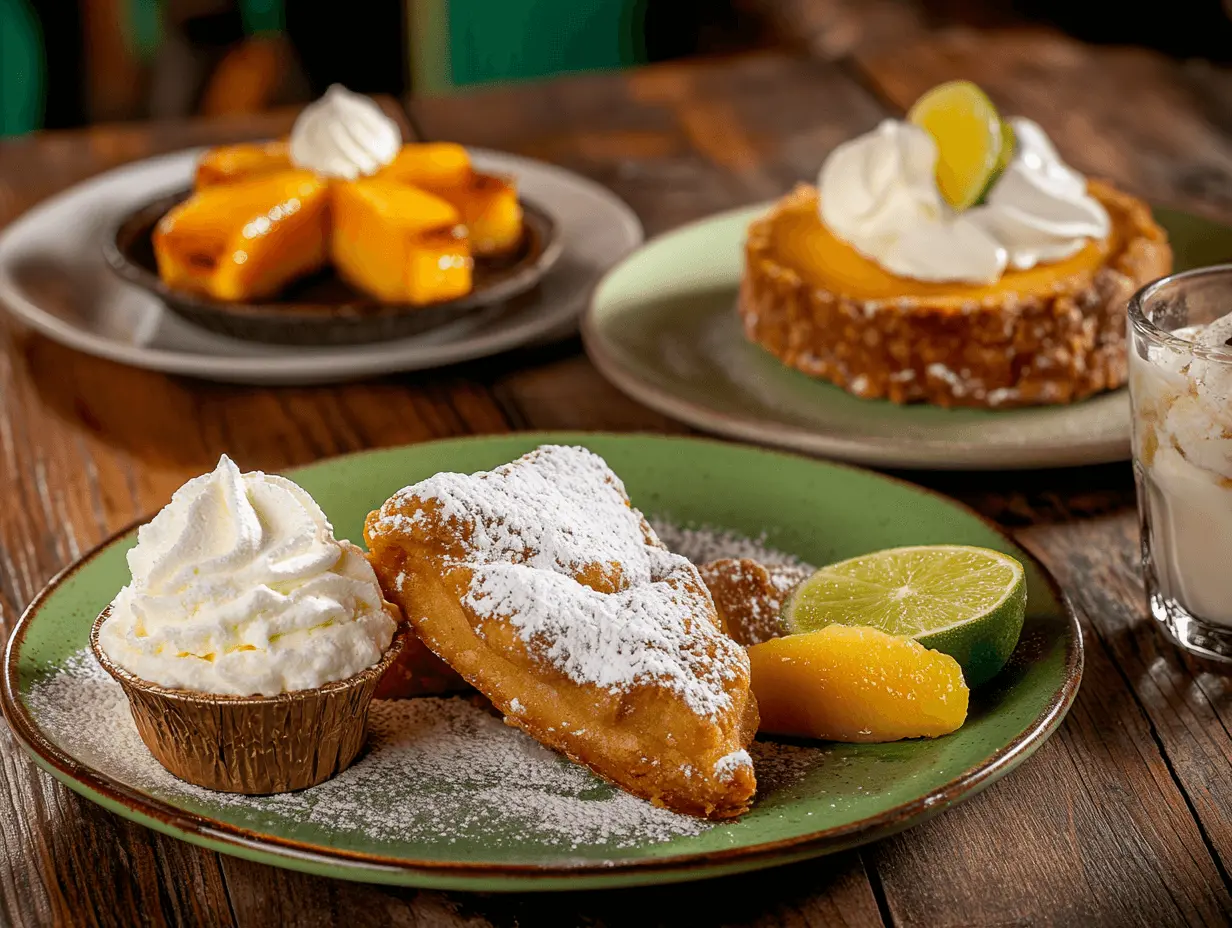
3 434 1081 891
583 205 1232 469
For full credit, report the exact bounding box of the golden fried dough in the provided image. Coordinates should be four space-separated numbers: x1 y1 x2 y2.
364 445 758 819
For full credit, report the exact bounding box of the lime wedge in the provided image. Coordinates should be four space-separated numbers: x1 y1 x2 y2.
908 80 1006 211
974 119 1017 206
783 545 1027 687
994 119 1016 174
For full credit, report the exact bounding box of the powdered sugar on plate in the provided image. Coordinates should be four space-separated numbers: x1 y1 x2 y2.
24 523 826 854
26 650 710 849
649 521 809 569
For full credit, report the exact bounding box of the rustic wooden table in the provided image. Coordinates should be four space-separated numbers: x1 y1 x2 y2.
2 25 1231 928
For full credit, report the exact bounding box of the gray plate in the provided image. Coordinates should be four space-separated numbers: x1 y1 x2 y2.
0 148 641 384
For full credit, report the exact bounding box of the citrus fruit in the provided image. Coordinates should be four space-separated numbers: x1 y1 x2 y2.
975 119 1017 205
908 80 1007 210
783 544 1027 687
747 625 969 742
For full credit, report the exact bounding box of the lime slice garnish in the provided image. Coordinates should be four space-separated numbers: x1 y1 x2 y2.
973 119 1017 206
994 119 1016 174
908 80 1006 211
783 545 1027 687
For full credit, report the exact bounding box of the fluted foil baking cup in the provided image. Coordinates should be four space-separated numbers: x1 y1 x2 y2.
90 608 408 794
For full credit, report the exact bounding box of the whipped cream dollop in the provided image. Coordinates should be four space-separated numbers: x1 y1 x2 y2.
818 117 1110 284
288 84 402 180
99 455 398 696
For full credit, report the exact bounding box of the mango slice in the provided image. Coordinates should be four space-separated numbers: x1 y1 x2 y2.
194 142 293 189
427 172 523 258
153 171 329 302
331 178 472 304
381 143 473 189
747 625 969 742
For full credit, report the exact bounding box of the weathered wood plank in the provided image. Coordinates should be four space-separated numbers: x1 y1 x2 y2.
221 851 885 928
854 27 1232 218
409 51 886 234
1019 515 1232 878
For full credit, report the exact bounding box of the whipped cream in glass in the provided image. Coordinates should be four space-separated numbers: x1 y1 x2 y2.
98 455 398 695
289 84 402 180
1130 267 1232 661
818 117 1110 284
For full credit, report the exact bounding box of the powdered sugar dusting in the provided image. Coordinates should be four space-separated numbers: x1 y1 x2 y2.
368 446 747 720
715 749 753 781
27 650 709 849
649 521 808 568
23 524 830 853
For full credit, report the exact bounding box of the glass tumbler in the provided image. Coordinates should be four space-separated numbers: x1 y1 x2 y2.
1129 264 1232 662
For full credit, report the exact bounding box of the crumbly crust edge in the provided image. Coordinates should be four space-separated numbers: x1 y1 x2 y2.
739 182 1173 408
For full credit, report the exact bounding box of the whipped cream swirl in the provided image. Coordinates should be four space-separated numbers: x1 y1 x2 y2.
99 455 398 696
978 118 1111 270
288 84 402 180
819 117 1110 284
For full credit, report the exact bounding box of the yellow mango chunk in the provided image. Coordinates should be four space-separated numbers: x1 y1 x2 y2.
331 178 472 304
747 625 969 742
380 143 472 189
422 172 523 258
153 172 329 302
194 142 293 189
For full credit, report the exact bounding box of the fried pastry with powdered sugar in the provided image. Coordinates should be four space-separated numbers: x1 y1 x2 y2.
363 444 759 819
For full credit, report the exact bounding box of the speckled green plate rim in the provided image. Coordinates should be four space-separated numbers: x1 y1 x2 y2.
2 432 1083 891
581 202 1232 470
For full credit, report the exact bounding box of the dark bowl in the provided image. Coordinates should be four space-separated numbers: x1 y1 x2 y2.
104 190 562 346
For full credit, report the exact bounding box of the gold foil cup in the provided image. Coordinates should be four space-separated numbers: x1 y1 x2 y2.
90 607 408 794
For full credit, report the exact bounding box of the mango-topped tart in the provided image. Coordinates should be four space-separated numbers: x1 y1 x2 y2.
740 80 1171 407
153 85 525 306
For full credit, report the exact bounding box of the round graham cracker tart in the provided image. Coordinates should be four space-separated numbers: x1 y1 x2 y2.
739 182 1172 408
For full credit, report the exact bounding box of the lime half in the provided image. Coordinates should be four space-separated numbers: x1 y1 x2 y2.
908 80 1006 211
783 545 1027 687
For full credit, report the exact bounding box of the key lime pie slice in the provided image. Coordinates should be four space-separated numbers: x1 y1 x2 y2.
740 81 1172 407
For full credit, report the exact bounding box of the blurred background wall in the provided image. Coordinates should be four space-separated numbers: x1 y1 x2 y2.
3 0 1231 137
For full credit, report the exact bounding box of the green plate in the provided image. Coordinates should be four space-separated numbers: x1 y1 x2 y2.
3 433 1081 891
582 205 1232 469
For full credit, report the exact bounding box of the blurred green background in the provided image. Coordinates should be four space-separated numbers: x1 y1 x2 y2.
1 0 735 136
4 0 1230 137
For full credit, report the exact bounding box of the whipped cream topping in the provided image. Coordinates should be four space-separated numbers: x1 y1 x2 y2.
819 120 1005 283
818 117 1109 284
288 85 402 180
977 119 1111 271
99 455 397 696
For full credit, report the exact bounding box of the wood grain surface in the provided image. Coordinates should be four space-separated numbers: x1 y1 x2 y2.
1 23 1231 928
